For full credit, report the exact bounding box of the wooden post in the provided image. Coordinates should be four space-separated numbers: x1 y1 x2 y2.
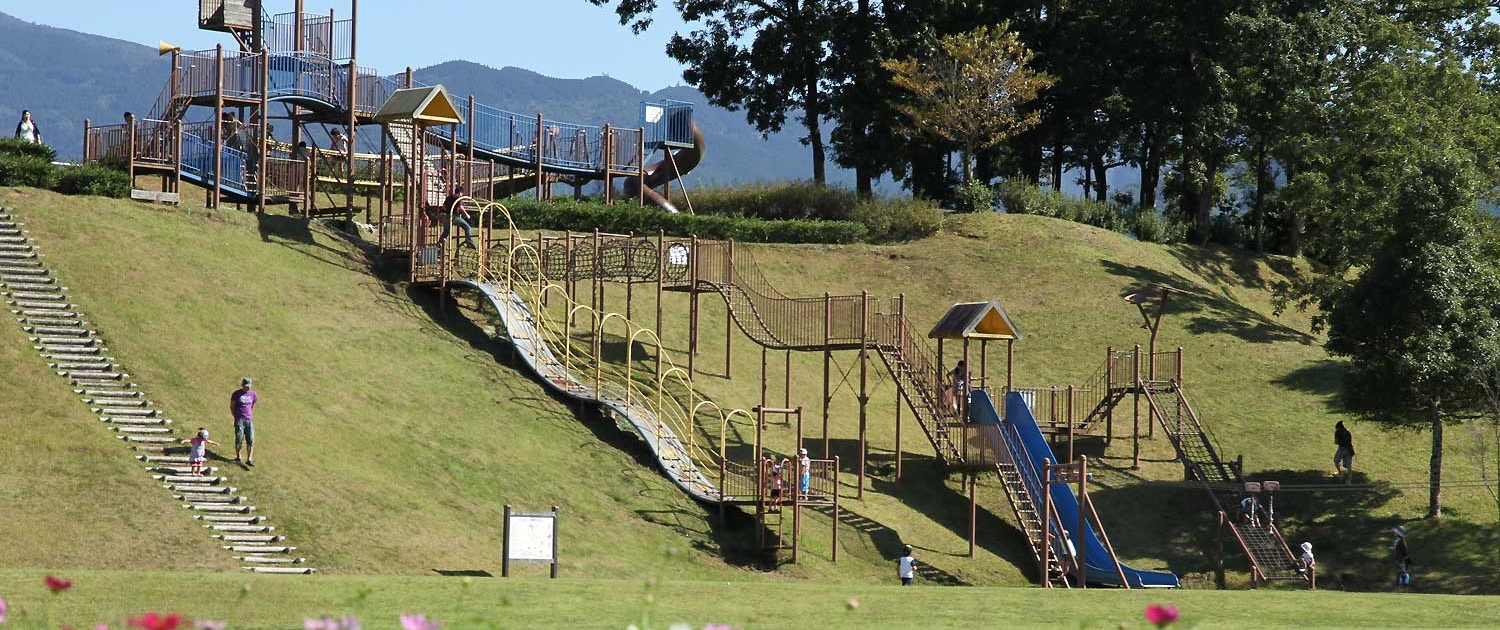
126 115 137 188
1177 346 1184 386
625 231 634 320
1105 346 1114 445
550 504 560 579
603 125 613 205
535 113 545 199
1133 344 1142 469
725 239 734 378
1067 385 1075 463
895 293 905 481
1076 456 1088 589
467 95 476 164
760 346 768 413
593 230 602 315
858 291 869 499
258 51 269 215
173 120 183 194
82 119 91 166
791 461 801 564
688 236 699 375
962 338 971 420
345 0 359 219
980 339 988 392
967 474 977 559
212 44 225 209
636 127 646 206
832 455 841 562
822 292 832 458
501 504 511 577
1008 342 1020 390
755 407 765 552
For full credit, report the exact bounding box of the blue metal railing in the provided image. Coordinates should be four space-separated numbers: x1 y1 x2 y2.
181 130 249 193
267 51 342 107
641 100 695 149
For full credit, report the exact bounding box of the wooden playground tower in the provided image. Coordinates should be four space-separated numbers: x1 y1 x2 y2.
82 0 695 225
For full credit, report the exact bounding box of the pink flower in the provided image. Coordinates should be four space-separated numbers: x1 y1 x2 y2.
44 575 73 593
1145 604 1180 627
305 616 361 630
399 615 440 630
127 613 184 630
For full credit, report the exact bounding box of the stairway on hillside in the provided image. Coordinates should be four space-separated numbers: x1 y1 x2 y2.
0 208 314 575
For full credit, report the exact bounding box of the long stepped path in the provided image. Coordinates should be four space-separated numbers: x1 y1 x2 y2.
0 207 314 575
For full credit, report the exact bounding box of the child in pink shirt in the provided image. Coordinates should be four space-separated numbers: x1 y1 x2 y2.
180 428 220 476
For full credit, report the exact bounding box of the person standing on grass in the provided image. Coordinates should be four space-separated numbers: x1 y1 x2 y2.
14 110 41 144
1334 421 1355 483
231 377 258 467
1299 541 1317 589
898 545 917 586
1393 526 1414 591
180 428 220 477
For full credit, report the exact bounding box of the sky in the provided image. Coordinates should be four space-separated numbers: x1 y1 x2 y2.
2 0 694 91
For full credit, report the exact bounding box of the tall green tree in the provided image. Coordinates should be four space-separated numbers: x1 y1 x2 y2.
1325 154 1500 519
883 23 1053 183
585 0 849 184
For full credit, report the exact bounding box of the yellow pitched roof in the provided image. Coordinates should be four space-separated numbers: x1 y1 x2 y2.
373 86 466 125
927 301 1022 340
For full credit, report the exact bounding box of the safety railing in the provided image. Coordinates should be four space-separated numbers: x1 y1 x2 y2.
609 127 643 173
267 51 342 106
180 130 249 191
803 458 839 503
641 100 695 149
540 121 602 171
1149 350 1181 384
133 119 179 167
354 69 399 116
260 157 306 197
951 423 1007 468
84 123 130 165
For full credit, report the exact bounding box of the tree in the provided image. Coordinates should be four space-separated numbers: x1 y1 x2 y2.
883 23 1053 184
1325 154 1500 519
585 0 849 184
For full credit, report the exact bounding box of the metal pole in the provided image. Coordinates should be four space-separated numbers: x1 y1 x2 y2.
1067 385 1075 463
501 504 511 577
1105 346 1114 445
535 112 545 199
655 230 665 354
258 51 269 215
1006 339 1015 391
688 236 699 375
550 504 560 579
345 0 358 218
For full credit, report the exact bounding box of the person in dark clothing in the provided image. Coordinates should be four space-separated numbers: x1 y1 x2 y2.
1334 421 1355 483
14 110 41 144
1393 526 1414 591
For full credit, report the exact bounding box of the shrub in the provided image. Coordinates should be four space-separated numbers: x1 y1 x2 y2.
0 138 56 162
501 199 867 244
851 197 944 242
1130 208 1189 243
952 179 995 214
691 181 859 221
0 154 58 189
54 163 130 198
997 180 1127 232
1208 210 1249 248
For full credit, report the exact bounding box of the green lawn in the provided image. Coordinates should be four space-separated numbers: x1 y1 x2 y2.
1 568 1498 629
0 185 1495 600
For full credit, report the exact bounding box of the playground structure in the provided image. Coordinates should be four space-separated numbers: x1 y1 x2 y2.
81 0 704 217
66 1 1305 588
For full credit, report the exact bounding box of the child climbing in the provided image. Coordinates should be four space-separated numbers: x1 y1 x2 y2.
1299 541 1317 590
180 428 220 477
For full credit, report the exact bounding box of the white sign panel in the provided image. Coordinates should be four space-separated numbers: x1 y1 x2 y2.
507 515 556 561
644 105 665 124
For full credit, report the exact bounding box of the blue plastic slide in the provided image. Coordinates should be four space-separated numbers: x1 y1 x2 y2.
970 390 1180 588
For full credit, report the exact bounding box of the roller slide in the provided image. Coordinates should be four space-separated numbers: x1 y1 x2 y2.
973 390 1180 588
624 124 705 214
447 279 721 505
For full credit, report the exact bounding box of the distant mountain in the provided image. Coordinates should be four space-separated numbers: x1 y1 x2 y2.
0 13 845 186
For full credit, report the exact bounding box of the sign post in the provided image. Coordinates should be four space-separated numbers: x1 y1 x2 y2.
502 504 560 578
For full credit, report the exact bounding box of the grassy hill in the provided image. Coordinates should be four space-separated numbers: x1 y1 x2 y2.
0 186 1494 594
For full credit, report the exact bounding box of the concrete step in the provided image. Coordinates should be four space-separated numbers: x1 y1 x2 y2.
195 515 263 524
66 372 128 381
176 494 245 504
149 466 218 475
86 397 149 406
54 362 115 371
242 567 314 575
93 407 156 416
117 435 175 444
14 301 72 310
110 426 172 435
236 556 306 565
30 326 91 336
37 335 97 345
81 388 141 398
155 474 227 484
9 291 65 301
168 484 236 494
226 545 295 554
100 416 168 426
184 504 255 514
214 534 282 543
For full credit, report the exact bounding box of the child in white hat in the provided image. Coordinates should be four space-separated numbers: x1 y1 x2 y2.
180 428 221 477
798 448 812 495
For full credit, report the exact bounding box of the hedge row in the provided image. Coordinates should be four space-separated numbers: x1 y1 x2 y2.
686 182 945 242
996 180 1190 244
500 199 868 244
0 143 130 199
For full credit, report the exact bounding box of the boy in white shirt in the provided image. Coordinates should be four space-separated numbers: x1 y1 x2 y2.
897 544 917 586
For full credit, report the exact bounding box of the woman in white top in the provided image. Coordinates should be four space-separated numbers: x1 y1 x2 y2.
14 110 41 144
